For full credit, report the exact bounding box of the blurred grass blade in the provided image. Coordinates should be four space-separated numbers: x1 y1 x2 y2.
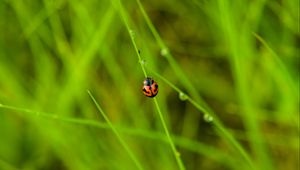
87 90 144 170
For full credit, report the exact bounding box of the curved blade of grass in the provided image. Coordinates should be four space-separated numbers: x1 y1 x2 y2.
87 91 144 170
253 32 297 91
253 32 298 127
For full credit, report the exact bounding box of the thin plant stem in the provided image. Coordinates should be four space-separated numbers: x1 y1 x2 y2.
149 69 255 169
113 0 186 169
153 98 186 170
113 0 147 77
87 91 144 170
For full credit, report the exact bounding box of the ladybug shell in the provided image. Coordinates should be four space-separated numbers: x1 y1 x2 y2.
142 78 158 98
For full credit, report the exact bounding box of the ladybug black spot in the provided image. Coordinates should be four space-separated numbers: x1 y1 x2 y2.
143 88 151 94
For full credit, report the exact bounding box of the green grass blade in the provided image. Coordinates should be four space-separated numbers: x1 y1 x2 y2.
112 1 186 169
153 98 186 170
87 91 144 170
149 69 255 169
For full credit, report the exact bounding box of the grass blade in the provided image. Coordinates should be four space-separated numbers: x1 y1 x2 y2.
87 90 144 170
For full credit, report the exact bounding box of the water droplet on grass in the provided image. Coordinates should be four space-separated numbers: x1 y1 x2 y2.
129 29 135 38
203 114 213 122
160 48 169 56
140 59 146 65
178 92 188 101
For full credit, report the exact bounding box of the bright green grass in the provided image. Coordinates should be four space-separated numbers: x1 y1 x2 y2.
0 0 299 170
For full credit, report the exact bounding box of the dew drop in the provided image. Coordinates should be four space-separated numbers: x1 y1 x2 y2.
160 48 169 57
140 59 146 65
129 29 135 38
203 114 214 122
178 92 188 101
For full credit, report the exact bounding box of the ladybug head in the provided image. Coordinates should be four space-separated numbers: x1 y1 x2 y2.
144 77 153 86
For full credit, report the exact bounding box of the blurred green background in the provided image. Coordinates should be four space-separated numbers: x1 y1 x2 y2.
0 0 299 170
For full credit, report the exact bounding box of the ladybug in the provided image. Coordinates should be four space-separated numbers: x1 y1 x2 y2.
142 77 158 98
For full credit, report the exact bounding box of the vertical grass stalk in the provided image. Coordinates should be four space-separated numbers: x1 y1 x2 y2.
113 1 186 169
153 99 186 170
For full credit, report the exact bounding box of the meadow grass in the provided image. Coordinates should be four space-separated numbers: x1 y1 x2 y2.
0 0 299 170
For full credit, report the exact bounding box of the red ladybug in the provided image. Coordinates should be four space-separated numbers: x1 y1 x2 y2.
142 77 158 98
